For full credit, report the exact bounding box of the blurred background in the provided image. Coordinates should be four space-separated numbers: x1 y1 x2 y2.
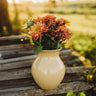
0 0 96 95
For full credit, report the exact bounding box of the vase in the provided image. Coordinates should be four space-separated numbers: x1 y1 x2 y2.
31 49 65 90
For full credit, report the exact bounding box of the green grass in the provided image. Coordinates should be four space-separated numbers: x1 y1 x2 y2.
8 2 96 36
55 14 96 36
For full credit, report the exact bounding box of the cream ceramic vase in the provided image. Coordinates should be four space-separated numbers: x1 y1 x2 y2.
31 49 65 90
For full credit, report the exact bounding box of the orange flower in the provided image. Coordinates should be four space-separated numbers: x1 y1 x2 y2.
28 22 48 40
28 15 71 41
33 17 42 23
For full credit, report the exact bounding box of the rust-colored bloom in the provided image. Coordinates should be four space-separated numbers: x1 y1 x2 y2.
57 18 70 26
27 14 71 41
51 25 71 40
42 14 56 27
56 18 65 26
28 22 48 40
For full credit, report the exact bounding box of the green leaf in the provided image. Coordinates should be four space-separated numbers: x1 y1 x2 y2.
78 92 86 96
44 33 55 41
35 45 43 55
22 23 27 29
22 33 34 45
66 92 76 96
27 18 34 27
57 40 62 49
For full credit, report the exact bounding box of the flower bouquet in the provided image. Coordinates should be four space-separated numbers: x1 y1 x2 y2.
23 14 71 54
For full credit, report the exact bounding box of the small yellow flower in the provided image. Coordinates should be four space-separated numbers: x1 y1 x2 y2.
64 19 71 26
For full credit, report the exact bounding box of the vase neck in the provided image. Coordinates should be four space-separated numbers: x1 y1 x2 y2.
38 50 60 57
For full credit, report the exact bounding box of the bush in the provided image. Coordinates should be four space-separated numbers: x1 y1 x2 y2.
68 34 96 66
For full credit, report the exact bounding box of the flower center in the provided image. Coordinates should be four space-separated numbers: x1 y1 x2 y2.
34 26 40 31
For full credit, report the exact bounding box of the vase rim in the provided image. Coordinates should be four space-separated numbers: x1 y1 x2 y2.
41 48 62 52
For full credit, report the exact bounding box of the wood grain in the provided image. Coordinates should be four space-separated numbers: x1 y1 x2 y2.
0 43 33 50
0 35 27 41
0 55 81 71
0 66 95 81
0 36 95 96
0 82 95 96
0 74 84 90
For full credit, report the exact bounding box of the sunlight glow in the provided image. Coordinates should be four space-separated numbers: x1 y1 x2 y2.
7 0 20 3
7 0 48 3
26 0 48 3
7 0 13 3
7 0 77 4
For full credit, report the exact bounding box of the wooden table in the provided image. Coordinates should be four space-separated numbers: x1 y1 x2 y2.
0 35 95 96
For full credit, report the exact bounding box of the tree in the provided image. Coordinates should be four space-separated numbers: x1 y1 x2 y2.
0 0 12 36
13 0 19 26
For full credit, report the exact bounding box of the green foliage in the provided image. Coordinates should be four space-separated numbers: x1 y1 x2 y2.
33 39 42 54
22 18 34 29
66 92 76 96
86 68 96 82
27 18 34 28
32 33 62 54
41 33 62 50
23 32 62 54
70 35 92 55
22 34 43 54
57 40 62 49
78 92 86 96
22 33 34 45
35 45 42 54
66 92 86 96
69 34 96 66
22 23 27 29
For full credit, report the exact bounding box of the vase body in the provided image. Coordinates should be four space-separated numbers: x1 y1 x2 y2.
31 49 65 90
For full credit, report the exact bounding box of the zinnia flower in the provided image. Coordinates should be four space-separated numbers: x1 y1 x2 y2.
28 22 48 40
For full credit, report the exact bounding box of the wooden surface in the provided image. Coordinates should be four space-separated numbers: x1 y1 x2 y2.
0 35 96 96
0 35 26 41
0 82 95 96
